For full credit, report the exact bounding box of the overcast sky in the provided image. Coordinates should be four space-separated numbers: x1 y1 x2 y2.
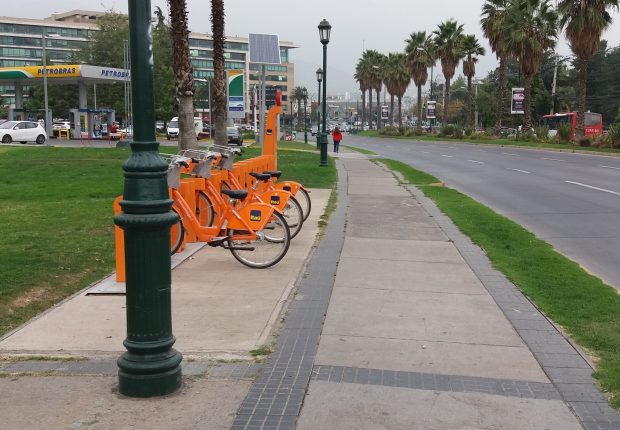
4 0 620 99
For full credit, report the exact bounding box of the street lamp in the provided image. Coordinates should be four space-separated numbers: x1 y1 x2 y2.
302 88 308 144
316 68 323 149
41 32 59 142
318 19 331 167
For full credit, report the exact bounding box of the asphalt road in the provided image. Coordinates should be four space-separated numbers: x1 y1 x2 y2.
347 134 620 291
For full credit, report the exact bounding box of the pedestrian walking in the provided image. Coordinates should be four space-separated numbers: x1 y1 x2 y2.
332 127 342 153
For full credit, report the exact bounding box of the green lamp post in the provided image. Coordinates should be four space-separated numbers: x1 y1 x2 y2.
316 68 322 149
303 88 308 144
318 19 331 167
114 0 182 397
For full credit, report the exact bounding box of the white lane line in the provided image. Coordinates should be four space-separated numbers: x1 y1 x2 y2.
542 157 565 162
600 165 620 170
467 160 485 164
441 154 453 158
507 168 531 174
502 152 520 156
473 149 485 152
422 151 430 154
565 181 620 196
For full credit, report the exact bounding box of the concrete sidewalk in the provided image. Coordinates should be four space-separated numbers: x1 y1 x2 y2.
0 153 617 429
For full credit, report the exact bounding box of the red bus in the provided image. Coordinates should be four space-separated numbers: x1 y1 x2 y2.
541 111 603 139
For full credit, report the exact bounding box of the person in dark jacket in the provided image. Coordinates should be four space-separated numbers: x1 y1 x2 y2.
332 127 342 153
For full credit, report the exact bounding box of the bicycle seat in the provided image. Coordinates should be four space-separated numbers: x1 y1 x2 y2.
249 172 271 181
221 189 248 200
263 170 282 179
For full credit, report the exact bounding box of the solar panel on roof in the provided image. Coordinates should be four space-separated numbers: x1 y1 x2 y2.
249 33 281 65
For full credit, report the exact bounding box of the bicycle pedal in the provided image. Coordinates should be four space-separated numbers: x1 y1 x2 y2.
207 236 230 247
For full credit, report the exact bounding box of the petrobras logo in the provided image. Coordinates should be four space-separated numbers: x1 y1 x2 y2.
100 69 130 78
35 66 79 77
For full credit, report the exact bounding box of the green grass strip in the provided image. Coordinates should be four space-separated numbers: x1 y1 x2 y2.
378 157 620 408
343 145 377 155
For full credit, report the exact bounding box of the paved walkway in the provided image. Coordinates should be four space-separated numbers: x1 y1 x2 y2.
0 152 618 429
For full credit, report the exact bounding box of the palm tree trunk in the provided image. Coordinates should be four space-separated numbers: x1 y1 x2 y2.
443 78 451 124
390 94 395 126
211 0 227 146
297 101 301 131
495 56 506 132
417 84 423 132
398 96 403 128
523 73 533 130
361 91 366 130
376 89 381 130
368 89 373 129
170 0 197 150
467 75 473 128
576 55 588 140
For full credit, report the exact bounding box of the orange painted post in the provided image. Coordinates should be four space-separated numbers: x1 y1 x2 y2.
113 196 126 282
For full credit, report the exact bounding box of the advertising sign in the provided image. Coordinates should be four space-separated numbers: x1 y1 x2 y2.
426 101 436 119
227 70 245 119
511 88 525 114
381 105 389 120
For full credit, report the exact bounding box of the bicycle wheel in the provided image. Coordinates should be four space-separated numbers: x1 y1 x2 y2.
227 210 290 269
295 187 312 221
170 207 184 255
280 195 303 239
195 191 215 227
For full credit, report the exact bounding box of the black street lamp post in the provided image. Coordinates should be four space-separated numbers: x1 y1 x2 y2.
318 19 331 167
316 68 322 149
303 88 308 144
114 0 182 397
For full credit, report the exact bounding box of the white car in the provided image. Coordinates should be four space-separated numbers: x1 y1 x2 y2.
0 120 47 144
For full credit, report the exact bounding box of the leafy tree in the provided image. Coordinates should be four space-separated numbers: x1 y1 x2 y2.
558 0 619 137
504 0 557 129
153 19 176 122
405 31 436 130
461 35 485 127
169 0 197 149
211 0 227 146
481 0 511 130
383 53 410 126
433 20 465 123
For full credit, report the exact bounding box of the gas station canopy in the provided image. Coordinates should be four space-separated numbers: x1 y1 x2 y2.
0 64 130 86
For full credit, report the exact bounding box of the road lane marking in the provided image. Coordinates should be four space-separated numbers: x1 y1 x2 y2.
467 160 484 164
600 165 620 170
565 181 620 196
422 151 430 154
441 154 453 158
507 168 531 174
472 149 485 152
542 157 565 162
502 152 520 156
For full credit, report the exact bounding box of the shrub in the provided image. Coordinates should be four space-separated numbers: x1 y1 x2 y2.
535 126 549 142
609 124 620 148
464 127 474 137
593 133 611 148
578 137 591 147
440 124 457 137
557 123 572 143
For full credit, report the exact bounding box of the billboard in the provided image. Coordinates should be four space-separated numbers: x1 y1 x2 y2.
511 88 525 114
426 101 436 119
227 70 245 119
381 105 389 120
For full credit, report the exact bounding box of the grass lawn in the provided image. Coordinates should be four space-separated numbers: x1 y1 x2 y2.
0 144 336 337
378 158 620 409
358 130 620 155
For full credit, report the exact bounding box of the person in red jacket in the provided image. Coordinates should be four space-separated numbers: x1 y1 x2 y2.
332 127 342 153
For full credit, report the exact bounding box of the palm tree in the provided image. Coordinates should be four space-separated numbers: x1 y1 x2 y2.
558 0 619 138
356 50 379 129
461 34 485 128
211 0 227 145
168 0 197 149
405 31 435 131
504 0 557 129
291 86 307 129
354 65 368 129
481 0 510 131
433 20 465 123
366 50 386 129
384 53 410 127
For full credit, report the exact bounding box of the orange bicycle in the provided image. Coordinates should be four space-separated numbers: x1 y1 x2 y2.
165 154 291 269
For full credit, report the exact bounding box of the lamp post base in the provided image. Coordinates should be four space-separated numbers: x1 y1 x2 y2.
118 347 183 397
319 132 328 167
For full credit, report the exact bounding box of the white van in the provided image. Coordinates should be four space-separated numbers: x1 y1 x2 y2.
166 117 203 140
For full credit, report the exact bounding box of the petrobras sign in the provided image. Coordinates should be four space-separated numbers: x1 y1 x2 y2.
227 70 245 119
81 65 130 81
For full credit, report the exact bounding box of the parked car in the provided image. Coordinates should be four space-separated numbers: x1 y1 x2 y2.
166 118 179 140
52 120 71 137
0 120 47 144
155 121 165 133
227 126 244 145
